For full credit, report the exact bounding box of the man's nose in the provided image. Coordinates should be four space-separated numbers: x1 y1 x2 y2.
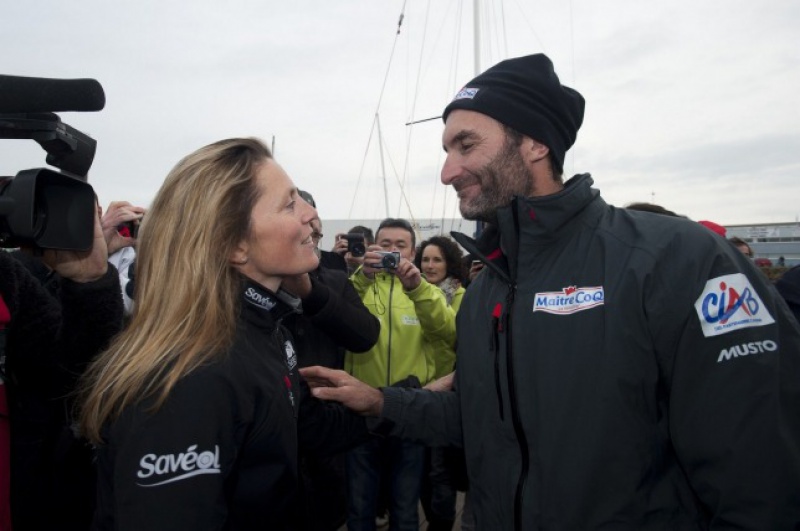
303 201 318 222
440 155 459 186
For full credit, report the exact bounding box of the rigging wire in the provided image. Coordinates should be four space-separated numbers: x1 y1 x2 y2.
568 0 577 177
354 0 550 235
396 0 433 218
348 1 408 218
430 0 464 223
510 0 547 52
500 0 509 57
381 131 417 224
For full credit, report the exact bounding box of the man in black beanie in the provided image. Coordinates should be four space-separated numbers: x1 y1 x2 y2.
302 54 800 530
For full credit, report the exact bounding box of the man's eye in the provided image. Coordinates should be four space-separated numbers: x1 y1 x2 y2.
286 200 296 210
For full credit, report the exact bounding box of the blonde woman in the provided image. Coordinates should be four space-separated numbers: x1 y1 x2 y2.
80 138 366 530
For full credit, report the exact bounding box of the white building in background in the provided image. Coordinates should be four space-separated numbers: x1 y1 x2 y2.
726 222 800 266
317 218 477 253
317 219 800 267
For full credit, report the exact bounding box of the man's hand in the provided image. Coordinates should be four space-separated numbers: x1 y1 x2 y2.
101 200 146 255
393 258 421 291
300 366 385 416
468 260 485 283
43 210 108 283
424 371 455 392
360 245 387 279
332 233 349 256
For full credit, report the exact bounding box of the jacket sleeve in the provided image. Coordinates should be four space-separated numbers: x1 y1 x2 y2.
57 265 124 370
2 255 122 383
349 266 373 297
103 371 242 531
648 236 800 528
303 270 380 353
1 253 62 362
379 373 464 448
297 378 371 456
406 279 457 346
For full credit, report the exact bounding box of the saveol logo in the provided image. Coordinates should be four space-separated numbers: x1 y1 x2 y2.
694 273 775 338
244 286 276 310
533 285 604 315
136 444 221 487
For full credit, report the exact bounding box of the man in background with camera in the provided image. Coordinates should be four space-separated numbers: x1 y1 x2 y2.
100 200 146 317
332 226 375 275
344 217 456 531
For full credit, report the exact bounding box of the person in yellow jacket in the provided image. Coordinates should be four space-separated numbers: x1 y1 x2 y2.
415 235 468 531
344 217 456 531
416 235 467 380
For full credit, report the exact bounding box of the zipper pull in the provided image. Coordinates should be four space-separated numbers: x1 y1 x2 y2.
491 302 505 420
493 302 503 333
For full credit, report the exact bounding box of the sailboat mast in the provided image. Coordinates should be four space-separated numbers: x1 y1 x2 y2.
376 113 390 218
474 0 485 238
473 0 481 75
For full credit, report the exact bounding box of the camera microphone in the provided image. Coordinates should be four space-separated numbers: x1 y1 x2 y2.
0 75 105 113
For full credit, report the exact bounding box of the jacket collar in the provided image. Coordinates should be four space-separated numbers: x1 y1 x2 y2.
241 279 301 330
452 173 603 282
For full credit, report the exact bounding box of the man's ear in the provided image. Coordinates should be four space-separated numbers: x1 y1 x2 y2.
521 137 550 164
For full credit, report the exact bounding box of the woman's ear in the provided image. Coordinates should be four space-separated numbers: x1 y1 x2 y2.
229 241 249 266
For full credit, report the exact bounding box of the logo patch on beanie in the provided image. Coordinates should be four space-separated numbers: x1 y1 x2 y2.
453 87 479 100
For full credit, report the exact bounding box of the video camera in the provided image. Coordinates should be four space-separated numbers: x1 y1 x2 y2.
0 75 105 251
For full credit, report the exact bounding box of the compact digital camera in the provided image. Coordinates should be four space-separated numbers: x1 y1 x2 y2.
374 250 401 270
117 219 140 239
344 232 366 257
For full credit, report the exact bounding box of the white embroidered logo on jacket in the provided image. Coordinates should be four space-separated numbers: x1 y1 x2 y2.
694 273 775 337
136 444 221 487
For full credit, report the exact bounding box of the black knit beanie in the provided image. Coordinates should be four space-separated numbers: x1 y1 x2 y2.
442 54 585 171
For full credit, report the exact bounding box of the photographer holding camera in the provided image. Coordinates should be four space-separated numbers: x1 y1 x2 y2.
0 212 123 531
100 200 146 316
332 226 374 275
0 73 125 530
343 217 456 531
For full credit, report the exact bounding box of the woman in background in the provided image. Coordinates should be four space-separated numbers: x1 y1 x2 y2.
414 235 466 531
80 137 365 531
416 236 466 324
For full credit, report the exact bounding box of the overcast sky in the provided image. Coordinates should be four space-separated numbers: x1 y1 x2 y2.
2 0 799 226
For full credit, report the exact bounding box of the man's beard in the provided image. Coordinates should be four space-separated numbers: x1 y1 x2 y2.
458 137 532 223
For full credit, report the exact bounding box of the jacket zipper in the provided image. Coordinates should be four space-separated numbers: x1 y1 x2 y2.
504 285 529 531
491 303 505 420
386 275 395 386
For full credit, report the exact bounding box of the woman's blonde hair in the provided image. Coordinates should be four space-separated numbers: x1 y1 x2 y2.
80 137 271 444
